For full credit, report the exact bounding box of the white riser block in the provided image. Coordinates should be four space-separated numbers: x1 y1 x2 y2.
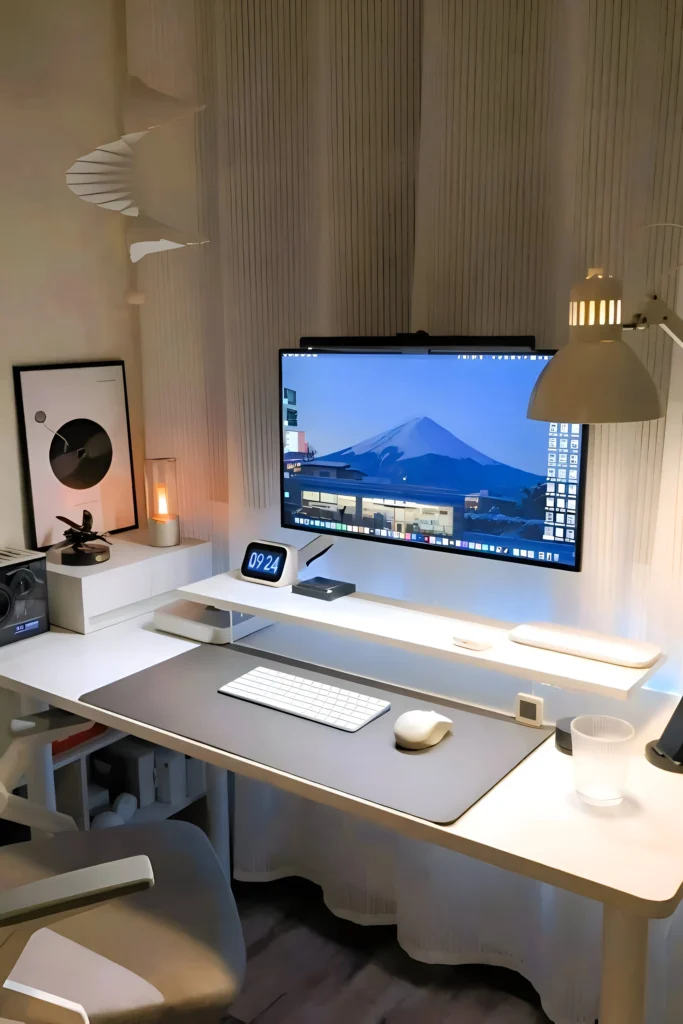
47 532 211 634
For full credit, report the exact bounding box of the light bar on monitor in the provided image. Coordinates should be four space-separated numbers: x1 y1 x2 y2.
299 335 537 352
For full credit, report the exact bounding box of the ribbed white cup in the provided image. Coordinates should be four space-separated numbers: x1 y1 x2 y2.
571 715 635 807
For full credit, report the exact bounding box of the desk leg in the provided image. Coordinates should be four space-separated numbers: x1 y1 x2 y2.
206 764 230 878
599 905 648 1024
19 696 56 839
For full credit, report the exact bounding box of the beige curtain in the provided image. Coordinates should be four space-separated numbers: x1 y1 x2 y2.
127 0 683 668
208 0 422 511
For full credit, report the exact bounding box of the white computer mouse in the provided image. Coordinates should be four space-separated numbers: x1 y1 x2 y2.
394 710 453 750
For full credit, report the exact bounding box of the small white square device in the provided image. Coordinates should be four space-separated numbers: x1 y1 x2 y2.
515 693 544 727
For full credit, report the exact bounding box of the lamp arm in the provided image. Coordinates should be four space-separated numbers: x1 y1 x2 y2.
624 296 683 351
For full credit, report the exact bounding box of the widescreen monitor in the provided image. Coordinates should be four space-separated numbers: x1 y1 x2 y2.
280 350 587 570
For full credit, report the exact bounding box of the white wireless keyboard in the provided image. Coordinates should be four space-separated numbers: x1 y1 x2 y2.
219 666 391 732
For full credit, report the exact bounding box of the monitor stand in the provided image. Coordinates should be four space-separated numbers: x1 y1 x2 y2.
298 535 334 571
153 535 336 644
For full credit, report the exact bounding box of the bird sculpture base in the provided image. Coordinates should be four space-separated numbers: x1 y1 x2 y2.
60 542 111 567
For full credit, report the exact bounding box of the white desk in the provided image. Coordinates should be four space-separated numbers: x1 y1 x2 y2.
0 615 681 1024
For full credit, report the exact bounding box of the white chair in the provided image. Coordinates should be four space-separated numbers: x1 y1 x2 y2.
0 710 245 1023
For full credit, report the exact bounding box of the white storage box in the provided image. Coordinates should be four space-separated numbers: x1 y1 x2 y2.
47 531 212 634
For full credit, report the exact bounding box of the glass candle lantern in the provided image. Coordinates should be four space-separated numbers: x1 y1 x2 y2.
144 458 180 547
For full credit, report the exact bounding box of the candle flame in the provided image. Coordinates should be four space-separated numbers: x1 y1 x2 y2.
156 483 168 516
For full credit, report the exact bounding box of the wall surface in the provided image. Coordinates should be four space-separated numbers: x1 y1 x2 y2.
0 0 143 547
0 0 143 737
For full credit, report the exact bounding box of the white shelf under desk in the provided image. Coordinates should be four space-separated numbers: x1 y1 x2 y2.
177 572 664 699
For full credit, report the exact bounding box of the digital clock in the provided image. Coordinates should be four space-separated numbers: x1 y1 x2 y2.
239 540 299 587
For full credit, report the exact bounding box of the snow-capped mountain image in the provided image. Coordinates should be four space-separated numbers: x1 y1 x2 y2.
322 416 543 497
328 416 498 465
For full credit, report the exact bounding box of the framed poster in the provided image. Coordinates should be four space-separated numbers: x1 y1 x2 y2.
14 361 138 550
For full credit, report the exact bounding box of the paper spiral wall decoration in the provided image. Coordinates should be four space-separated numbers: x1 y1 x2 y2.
65 77 207 263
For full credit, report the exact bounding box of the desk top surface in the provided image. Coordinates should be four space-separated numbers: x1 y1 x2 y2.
0 615 681 917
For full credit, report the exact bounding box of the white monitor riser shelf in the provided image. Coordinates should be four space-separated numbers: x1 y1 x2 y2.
154 536 335 643
176 571 665 700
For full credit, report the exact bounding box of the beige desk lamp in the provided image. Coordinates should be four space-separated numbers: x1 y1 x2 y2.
526 269 683 773
528 267 683 423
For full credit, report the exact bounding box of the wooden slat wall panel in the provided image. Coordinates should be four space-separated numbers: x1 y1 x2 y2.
412 1 555 340
212 0 422 510
211 0 316 512
315 0 422 338
642 2 683 677
125 0 229 567
561 0 659 638
193 0 230 568
556 0 683 653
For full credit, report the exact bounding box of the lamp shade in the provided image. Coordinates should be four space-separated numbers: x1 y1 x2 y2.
528 339 662 423
528 267 662 423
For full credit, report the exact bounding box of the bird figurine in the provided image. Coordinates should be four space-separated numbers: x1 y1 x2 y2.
54 510 112 566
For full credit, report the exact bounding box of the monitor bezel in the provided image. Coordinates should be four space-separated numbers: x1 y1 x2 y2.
279 346 588 573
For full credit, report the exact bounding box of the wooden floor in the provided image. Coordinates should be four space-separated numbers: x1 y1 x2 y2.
227 877 552 1024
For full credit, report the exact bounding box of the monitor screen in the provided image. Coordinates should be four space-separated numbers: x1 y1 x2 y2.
280 350 587 570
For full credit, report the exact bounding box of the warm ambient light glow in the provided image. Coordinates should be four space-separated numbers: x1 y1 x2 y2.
144 457 179 546
156 483 169 516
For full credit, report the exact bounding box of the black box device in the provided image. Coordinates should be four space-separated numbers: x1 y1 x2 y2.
0 548 49 647
292 576 356 601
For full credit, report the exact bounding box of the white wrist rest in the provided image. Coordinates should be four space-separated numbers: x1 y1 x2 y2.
509 623 661 668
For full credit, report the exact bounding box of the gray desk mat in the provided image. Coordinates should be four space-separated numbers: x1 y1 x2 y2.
81 645 552 825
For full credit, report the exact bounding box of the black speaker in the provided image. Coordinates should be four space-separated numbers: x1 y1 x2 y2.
0 548 49 647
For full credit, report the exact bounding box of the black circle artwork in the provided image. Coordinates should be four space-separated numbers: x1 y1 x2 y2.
49 419 113 490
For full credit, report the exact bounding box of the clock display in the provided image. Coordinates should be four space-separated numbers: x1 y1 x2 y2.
247 550 281 575
240 541 288 583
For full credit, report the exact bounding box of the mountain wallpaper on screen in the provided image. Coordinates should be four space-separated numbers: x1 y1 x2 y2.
321 416 544 497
